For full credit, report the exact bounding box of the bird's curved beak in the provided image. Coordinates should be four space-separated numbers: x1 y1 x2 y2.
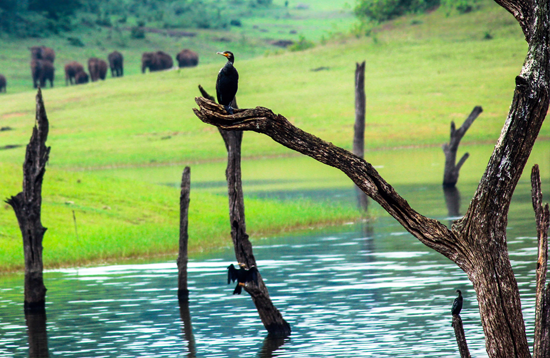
217 52 229 58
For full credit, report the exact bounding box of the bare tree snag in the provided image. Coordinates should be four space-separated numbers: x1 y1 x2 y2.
177 166 191 301
452 315 471 358
6 89 50 313
442 106 482 187
354 61 368 211
197 85 291 337
26 311 49 358
531 165 550 358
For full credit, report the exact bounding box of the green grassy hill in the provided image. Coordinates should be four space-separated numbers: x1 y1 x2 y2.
0 0 540 271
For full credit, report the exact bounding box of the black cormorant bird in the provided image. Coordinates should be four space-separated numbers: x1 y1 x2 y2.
216 51 239 114
452 289 463 315
227 263 258 295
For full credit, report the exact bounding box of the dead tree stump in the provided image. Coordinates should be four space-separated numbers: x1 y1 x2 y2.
198 85 291 337
452 315 471 358
177 166 191 301
6 89 50 313
531 165 550 358
354 61 368 211
442 106 482 187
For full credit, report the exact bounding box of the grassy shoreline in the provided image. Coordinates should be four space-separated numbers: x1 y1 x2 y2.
0 162 364 273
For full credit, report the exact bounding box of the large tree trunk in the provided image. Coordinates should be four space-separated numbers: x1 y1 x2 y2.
6 89 50 313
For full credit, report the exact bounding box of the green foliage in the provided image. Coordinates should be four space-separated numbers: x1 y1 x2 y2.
441 0 480 14
354 0 481 22
67 36 85 46
354 0 439 22
288 35 315 51
130 26 145 39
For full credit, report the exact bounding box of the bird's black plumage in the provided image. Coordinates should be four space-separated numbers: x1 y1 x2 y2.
227 263 258 295
216 51 239 114
452 289 463 315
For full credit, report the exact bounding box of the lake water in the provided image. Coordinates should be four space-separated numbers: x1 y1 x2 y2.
1 143 550 357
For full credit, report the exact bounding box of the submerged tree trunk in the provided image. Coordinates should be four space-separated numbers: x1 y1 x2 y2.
442 106 482 187
198 85 291 337
6 89 50 313
354 61 368 211
531 165 550 358
177 166 191 300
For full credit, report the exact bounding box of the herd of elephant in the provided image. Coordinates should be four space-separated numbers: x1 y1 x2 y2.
0 46 200 93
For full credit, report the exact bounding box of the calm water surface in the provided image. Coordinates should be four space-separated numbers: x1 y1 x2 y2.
1 145 549 357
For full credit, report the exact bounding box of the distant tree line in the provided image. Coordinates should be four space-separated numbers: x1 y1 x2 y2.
354 0 480 23
0 0 272 38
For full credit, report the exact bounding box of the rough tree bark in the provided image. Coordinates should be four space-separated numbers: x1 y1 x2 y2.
177 166 191 300
442 106 482 187
6 89 50 313
198 85 291 337
452 315 471 358
354 61 369 211
192 0 549 351
531 165 550 358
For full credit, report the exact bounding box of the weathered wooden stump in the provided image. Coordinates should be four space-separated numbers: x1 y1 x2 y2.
354 61 368 211
6 89 50 313
177 166 191 301
452 314 471 358
531 165 550 358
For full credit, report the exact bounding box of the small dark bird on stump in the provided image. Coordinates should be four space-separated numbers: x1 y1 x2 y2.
452 289 463 315
216 51 239 114
227 263 258 295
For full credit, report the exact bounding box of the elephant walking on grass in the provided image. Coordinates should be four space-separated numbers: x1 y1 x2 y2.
88 58 108 82
108 51 124 77
64 61 85 85
141 51 173 73
0 74 6 93
176 49 199 68
31 60 54 88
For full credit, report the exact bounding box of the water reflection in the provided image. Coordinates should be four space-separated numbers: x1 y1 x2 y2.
25 311 49 358
443 186 461 221
178 298 196 358
0 177 545 357
257 335 287 358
